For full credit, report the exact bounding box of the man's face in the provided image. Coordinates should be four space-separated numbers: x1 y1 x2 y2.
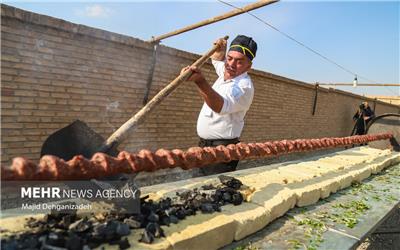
224 51 252 80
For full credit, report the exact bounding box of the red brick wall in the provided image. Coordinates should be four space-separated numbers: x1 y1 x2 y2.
1 4 399 164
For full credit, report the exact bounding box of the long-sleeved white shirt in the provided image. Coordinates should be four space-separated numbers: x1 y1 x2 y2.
197 59 254 139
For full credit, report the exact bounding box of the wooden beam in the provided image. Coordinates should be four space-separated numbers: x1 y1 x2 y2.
318 83 400 87
148 0 279 43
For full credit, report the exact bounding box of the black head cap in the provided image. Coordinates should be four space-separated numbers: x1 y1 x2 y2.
229 35 257 61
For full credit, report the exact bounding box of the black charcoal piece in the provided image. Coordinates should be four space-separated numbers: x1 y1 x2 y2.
2 240 18 250
169 215 179 224
68 218 91 233
175 209 186 220
222 192 232 202
59 214 76 229
200 203 214 213
212 204 221 212
232 193 243 205
160 216 170 226
201 184 215 190
159 197 172 210
47 232 65 247
147 223 164 238
139 231 154 244
123 218 141 229
145 223 157 235
116 223 130 236
118 238 131 249
147 212 159 222
218 175 243 189
65 233 82 250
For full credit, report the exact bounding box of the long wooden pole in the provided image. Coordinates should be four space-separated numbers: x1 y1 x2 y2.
318 83 400 86
99 36 229 153
148 0 279 43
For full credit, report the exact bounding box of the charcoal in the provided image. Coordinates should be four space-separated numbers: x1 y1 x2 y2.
46 232 66 247
98 221 128 240
142 199 159 212
218 175 243 189
155 225 165 238
184 208 195 216
212 190 223 202
232 193 243 205
3 175 249 248
68 218 91 233
58 214 76 229
147 212 159 223
92 221 121 241
86 241 102 249
118 238 131 249
165 207 177 217
123 218 141 229
42 215 58 228
146 222 164 238
201 184 216 190
82 245 91 250
140 195 150 202
2 235 41 250
222 192 232 202
200 203 214 213
169 215 179 224
160 215 170 226
41 235 67 250
1 240 17 250
41 244 67 250
92 223 107 239
190 199 201 210
159 197 172 210
130 214 145 227
212 204 221 212
116 222 130 236
175 209 186 220
145 223 157 235
65 233 82 250
176 190 191 200
26 217 44 228
139 230 154 244
49 202 77 220
220 186 236 194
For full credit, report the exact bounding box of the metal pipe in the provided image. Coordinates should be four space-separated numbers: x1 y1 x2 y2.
312 83 319 115
142 43 159 105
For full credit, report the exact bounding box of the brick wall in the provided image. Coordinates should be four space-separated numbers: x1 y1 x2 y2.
1 4 399 165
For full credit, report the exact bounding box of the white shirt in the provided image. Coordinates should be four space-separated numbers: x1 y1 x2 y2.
197 59 254 139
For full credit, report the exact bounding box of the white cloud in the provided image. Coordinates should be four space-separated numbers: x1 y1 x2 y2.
76 4 112 18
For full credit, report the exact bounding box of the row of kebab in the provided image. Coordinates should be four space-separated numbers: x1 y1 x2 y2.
1 133 393 181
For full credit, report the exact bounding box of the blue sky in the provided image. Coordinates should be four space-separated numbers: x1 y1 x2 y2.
3 1 399 96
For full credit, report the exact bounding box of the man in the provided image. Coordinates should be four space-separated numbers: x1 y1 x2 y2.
182 35 257 175
352 101 375 135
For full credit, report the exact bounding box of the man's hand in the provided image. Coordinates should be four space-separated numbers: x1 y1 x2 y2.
181 66 207 84
180 65 224 113
211 38 227 61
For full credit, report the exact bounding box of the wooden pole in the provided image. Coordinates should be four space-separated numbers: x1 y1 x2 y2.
318 83 400 87
148 0 279 43
100 36 229 153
